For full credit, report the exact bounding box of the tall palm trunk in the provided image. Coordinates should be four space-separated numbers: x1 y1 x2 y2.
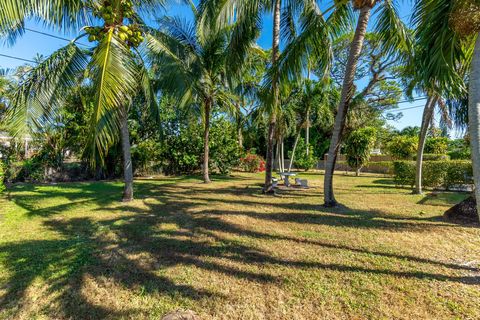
120 105 133 202
414 96 436 194
203 99 212 183
288 131 301 172
236 103 243 149
305 116 310 156
323 5 372 206
468 34 480 221
263 0 281 194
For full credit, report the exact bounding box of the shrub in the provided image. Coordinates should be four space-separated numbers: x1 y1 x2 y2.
289 137 317 171
386 135 418 160
413 153 450 161
444 160 474 188
424 137 449 154
392 160 473 189
447 138 471 160
344 127 377 175
131 139 161 175
240 153 265 173
392 161 415 187
422 161 449 189
210 120 241 174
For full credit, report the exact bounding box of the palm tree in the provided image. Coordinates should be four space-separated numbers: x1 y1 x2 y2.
0 0 160 201
287 79 334 172
323 0 411 206
413 0 479 218
199 0 341 193
147 10 249 183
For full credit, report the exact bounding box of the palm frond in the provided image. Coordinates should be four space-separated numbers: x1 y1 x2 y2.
374 0 412 58
88 30 138 162
3 43 88 137
0 0 88 44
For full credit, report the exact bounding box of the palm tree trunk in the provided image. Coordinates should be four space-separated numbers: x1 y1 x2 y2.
236 103 243 150
263 0 281 194
323 5 372 207
468 34 480 222
281 138 285 172
414 96 436 194
203 100 211 183
120 106 133 202
288 131 301 172
305 117 310 156
277 139 282 173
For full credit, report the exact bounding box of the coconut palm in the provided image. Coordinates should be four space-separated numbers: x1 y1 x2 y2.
0 0 160 201
147 8 252 183
199 0 345 193
413 0 479 218
323 0 411 207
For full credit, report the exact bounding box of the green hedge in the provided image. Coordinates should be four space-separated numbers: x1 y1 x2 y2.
412 153 450 161
392 160 473 189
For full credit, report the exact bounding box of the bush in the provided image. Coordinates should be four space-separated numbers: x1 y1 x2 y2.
413 153 450 161
289 137 317 171
131 139 161 175
444 161 473 188
210 120 241 174
392 160 473 189
386 135 418 159
392 161 415 187
240 153 265 173
424 137 448 154
447 138 471 160
344 127 376 175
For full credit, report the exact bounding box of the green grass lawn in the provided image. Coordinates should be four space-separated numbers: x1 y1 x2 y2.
0 172 479 319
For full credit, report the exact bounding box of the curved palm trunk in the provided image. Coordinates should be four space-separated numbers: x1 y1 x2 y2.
203 100 211 183
288 131 301 172
263 0 281 194
414 96 436 194
468 34 480 222
323 5 372 207
120 106 133 202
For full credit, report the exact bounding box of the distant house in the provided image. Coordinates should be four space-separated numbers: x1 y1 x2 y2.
0 131 33 158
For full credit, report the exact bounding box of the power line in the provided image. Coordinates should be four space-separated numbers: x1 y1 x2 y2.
383 104 426 113
24 27 91 47
0 53 36 64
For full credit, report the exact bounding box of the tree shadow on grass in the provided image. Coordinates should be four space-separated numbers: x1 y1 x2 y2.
2 179 478 318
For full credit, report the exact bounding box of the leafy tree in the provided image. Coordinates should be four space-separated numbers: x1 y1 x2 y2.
344 127 376 176
425 137 448 154
399 126 421 137
386 135 418 160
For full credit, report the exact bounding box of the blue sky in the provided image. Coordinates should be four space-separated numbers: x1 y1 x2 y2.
0 1 434 132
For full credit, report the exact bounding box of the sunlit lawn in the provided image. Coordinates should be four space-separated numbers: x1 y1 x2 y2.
0 172 479 319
